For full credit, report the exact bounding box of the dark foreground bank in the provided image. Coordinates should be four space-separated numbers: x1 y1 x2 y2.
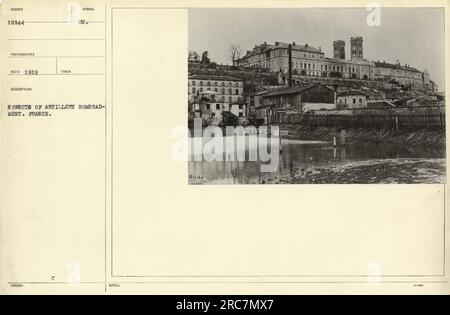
280 124 446 147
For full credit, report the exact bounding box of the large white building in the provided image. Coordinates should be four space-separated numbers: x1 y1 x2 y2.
236 38 431 90
188 74 246 124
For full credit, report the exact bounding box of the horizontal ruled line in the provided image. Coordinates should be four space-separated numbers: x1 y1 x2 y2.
8 73 106 76
8 56 105 58
25 21 105 24
6 280 448 284
7 38 106 41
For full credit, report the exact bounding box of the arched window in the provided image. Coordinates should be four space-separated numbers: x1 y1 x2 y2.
192 87 196 94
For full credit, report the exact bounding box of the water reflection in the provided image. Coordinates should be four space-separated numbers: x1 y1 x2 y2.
188 138 445 184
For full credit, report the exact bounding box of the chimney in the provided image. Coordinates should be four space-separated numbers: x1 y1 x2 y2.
305 43 308 47
293 42 296 46
288 44 293 87
264 41 267 44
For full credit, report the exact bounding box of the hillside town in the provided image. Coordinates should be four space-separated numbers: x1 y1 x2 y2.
188 37 444 129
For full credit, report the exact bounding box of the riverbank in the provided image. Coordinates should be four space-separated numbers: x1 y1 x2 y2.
277 158 446 184
280 124 446 147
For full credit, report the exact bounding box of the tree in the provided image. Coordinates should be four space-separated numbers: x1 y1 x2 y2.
228 44 242 66
188 50 199 62
201 51 210 64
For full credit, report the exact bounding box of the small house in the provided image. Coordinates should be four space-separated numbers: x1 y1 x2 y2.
261 83 336 113
336 90 369 109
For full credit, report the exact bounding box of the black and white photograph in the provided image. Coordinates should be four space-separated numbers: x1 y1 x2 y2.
187 8 446 184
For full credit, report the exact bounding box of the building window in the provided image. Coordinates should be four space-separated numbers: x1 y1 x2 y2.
221 88 225 94
216 104 220 110
239 112 243 117
207 81 210 86
206 104 210 109
344 99 347 104
222 82 225 86
215 81 218 86
200 88 203 92
200 81 203 86
192 87 195 94
235 89 239 95
214 88 218 92
229 96 232 102
211 112 215 117
228 88 232 94
359 98 362 103
239 104 243 109
192 81 195 86
353 98 356 104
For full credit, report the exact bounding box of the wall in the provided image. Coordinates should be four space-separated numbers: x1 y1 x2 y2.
337 95 368 108
303 102 337 111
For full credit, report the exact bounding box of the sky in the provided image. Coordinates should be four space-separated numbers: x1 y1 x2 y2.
189 8 445 90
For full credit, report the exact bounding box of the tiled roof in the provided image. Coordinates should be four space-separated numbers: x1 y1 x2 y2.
337 90 370 97
241 41 323 59
262 83 334 98
273 42 323 54
367 100 396 108
188 74 242 81
374 61 421 73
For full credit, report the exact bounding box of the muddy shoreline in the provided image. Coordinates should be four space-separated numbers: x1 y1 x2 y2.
279 124 446 147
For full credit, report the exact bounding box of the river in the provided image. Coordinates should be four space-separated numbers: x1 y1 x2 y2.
188 136 446 184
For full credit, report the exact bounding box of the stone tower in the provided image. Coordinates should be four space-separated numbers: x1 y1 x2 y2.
350 36 363 59
333 40 345 59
